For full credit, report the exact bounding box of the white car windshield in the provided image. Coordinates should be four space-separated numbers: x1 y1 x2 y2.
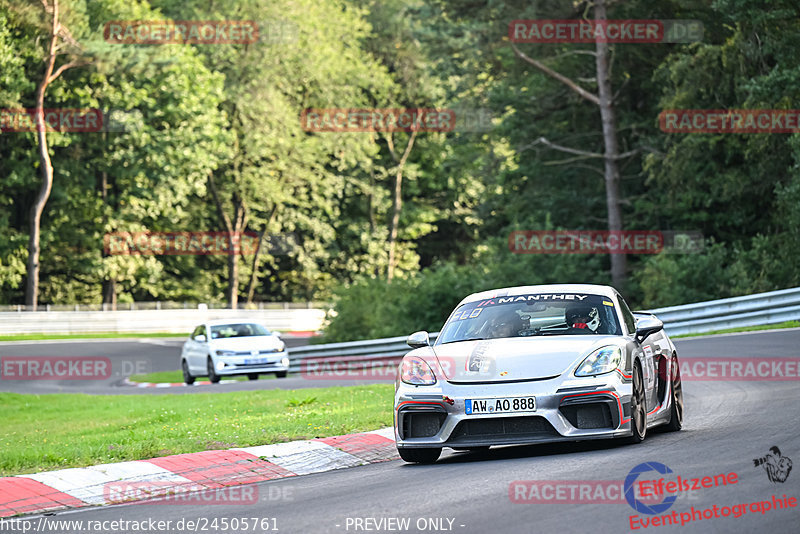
210 323 270 339
437 293 622 344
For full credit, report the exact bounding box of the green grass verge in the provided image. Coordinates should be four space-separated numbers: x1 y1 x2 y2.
127 370 265 383
0 332 187 341
0 384 393 476
673 320 800 338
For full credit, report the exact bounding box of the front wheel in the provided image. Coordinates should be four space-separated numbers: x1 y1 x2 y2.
665 355 683 432
627 361 647 444
207 357 221 383
275 370 288 378
182 360 195 385
398 447 441 464
247 373 259 381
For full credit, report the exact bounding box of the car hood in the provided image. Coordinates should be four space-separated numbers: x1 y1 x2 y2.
208 335 283 352
431 336 622 382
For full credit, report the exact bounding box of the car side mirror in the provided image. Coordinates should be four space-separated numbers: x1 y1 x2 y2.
635 316 663 343
406 331 430 348
195 334 207 343
271 331 281 338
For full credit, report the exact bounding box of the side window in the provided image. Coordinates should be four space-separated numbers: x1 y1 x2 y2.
617 296 636 335
192 325 207 340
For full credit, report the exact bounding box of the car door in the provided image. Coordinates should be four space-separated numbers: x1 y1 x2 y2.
187 325 208 373
182 326 198 370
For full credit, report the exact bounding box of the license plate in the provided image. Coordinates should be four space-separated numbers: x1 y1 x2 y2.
465 397 536 415
244 358 267 365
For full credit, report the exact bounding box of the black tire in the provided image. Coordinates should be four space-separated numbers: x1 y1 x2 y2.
275 370 288 378
665 355 684 432
247 373 259 381
207 357 221 383
628 361 647 444
398 447 441 464
182 360 195 385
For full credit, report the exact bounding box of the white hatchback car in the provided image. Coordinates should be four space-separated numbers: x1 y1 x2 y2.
181 320 290 384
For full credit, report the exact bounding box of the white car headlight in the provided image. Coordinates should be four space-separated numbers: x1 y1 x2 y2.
215 350 236 356
400 355 437 386
575 346 622 377
280 357 290 368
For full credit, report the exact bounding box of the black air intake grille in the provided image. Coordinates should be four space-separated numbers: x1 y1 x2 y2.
447 416 558 443
560 403 614 429
402 412 447 438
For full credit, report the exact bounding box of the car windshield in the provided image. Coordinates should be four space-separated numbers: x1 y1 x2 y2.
210 323 270 339
437 293 622 344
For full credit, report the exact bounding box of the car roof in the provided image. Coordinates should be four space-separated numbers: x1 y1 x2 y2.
204 319 267 327
456 284 618 307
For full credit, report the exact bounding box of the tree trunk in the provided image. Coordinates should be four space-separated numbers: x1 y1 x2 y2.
245 205 279 303
510 1 629 289
386 129 418 282
386 170 403 282
207 174 247 309
594 0 626 289
227 251 239 309
25 0 61 311
102 279 117 310
245 230 265 305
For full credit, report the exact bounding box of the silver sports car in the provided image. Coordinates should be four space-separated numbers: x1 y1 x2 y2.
394 284 684 463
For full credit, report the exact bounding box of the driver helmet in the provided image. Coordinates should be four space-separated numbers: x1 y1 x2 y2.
236 325 250 336
487 313 522 338
565 304 600 332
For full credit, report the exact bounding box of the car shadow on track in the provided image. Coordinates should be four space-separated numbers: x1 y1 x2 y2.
424 430 681 466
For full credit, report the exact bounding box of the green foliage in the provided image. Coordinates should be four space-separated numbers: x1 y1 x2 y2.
0 0 798 338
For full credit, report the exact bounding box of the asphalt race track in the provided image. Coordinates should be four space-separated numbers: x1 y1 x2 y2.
0 336 340 394
2 329 799 533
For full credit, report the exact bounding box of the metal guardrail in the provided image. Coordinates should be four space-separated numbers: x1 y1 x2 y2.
0 309 327 335
287 287 800 369
0 301 325 312
287 333 440 374
644 286 800 336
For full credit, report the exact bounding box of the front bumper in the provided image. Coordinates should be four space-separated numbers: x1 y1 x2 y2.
394 371 634 449
213 351 290 375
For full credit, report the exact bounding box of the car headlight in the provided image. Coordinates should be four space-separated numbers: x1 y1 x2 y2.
277 342 286 352
400 355 437 386
280 357 290 368
575 346 622 377
215 350 236 356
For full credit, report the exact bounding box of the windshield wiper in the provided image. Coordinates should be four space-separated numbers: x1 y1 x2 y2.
440 337 486 344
